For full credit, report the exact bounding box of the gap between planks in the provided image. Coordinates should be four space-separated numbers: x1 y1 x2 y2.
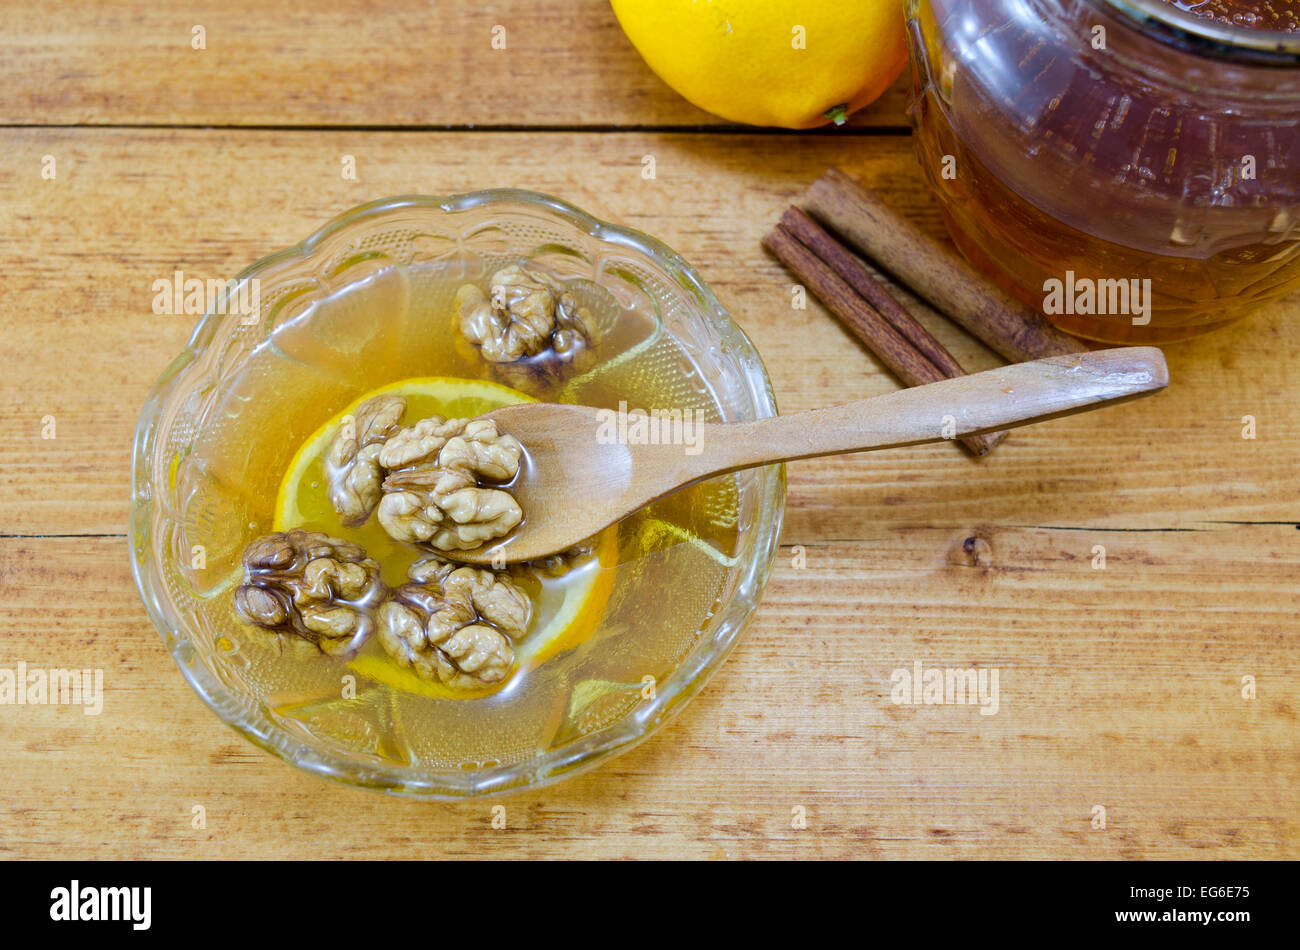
0 123 914 136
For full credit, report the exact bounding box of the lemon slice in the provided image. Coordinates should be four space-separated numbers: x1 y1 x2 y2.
273 375 617 700
275 376 539 530
346 542 616 700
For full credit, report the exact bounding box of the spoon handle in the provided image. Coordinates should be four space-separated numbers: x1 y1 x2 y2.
693 347 1167 475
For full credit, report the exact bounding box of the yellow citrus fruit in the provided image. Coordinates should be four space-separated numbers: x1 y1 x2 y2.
274 376 537 531
610 0 908 129
274 376 617 700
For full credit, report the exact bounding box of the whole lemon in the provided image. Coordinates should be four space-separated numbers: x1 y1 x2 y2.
610 0 908 129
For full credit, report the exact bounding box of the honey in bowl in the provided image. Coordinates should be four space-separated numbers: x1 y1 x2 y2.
907 0 1300 343
186 259 743 771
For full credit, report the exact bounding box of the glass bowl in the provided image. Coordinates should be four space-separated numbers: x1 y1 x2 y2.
130 190 786 798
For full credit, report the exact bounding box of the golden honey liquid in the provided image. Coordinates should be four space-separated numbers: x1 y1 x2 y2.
910 0 1300 344
185 262 744 771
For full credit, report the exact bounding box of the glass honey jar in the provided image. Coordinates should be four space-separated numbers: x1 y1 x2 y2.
906 0 1300 343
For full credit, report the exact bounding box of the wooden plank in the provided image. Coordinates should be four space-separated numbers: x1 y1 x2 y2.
1 128 1296 537
1 529 1293 859
0 1 911 128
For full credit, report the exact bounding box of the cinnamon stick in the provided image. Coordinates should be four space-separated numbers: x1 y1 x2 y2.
804 167 1089 363
762 223 1006 457
780 206 970 379
779 206 1009 452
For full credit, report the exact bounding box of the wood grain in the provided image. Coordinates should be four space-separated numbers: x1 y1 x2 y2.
0 128 1297 859
0 0 911 129
1 130 1296 537
1 527 1294 859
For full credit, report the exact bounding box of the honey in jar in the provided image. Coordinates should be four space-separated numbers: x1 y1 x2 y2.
907 0 1300 343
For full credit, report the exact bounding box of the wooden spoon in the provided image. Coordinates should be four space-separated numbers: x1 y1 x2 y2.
451 347 1168 565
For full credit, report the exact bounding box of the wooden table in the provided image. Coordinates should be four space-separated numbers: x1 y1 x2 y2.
2 1 1296 860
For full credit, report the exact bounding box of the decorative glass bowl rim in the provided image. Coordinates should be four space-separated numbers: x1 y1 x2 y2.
129 189 787 799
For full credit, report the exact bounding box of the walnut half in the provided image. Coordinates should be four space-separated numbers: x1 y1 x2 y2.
325 394 407 526
456 264 595 365
376 556 533 689
376 417 524 552
232 529 386 656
